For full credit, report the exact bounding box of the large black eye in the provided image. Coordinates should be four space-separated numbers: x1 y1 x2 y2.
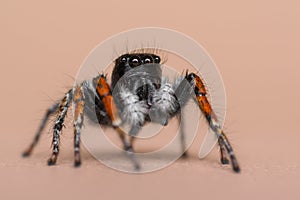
143 56 153 64
154 56 161 63
129 56 141 67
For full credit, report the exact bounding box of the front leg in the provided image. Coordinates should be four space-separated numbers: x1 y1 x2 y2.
150 80 189 157
116 87 150 170
184 72 240 173
96 75 141 170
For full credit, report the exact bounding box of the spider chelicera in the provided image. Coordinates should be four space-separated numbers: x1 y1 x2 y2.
22 52 240 173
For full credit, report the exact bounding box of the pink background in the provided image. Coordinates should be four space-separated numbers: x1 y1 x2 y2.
1 0 300 199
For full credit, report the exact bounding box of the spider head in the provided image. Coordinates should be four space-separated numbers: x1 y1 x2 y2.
111 53 161 89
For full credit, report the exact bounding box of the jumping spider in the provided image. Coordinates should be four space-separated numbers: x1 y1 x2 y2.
23 52 240 173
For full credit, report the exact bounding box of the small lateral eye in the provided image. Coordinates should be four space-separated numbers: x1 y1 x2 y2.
129 56 141 67
154 56 161 63
143 56 153 64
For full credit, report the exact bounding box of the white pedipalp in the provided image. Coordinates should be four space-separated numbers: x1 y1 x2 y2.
119 86 148 127
151 78 178 115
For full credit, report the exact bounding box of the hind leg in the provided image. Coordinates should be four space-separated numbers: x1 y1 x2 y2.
22 103 59 157
73 85 85 167
47 90 73 165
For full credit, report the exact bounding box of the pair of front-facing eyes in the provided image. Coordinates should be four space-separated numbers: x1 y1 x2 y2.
120 54 161 67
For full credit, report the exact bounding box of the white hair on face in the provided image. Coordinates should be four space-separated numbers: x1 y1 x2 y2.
119 86 149 126
151 77 178 115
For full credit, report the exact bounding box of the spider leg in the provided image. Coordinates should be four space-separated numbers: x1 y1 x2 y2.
116 127 140 170
128 126 142 170
47 89 73 165
177 114 188 158
219 138 230 164
22 103 59 157
150 79 189 158
95 75 121 127
95 75 140 170
73 85 85 167
185 72 240 173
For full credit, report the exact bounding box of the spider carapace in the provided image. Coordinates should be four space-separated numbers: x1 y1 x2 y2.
23 52 240 173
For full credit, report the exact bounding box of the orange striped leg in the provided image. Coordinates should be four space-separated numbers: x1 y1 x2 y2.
95 75 121 127
95 75 140 170
186 72 240 173
73 85 85 167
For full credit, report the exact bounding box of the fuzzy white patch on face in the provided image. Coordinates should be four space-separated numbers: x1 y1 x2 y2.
152 79 178 115
119 87 149 126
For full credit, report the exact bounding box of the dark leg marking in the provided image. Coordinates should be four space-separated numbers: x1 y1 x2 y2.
219 138 229 164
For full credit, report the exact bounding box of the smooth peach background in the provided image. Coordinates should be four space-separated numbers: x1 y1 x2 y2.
1 0 300 199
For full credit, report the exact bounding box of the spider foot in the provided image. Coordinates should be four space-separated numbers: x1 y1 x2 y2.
22 150 31 157
74 152 81 167
230 155 241 173
221 157 230 165
74 160 81 167
22 145 34 157
233 165 241 173
47 153 58 166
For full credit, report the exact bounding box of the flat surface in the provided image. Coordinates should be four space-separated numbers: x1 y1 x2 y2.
1 0 300 199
